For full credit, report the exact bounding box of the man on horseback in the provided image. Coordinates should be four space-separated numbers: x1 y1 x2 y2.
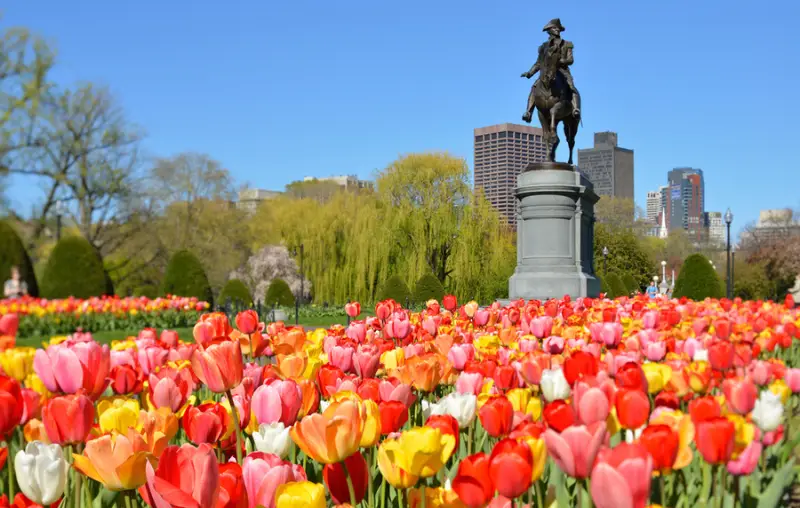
521 18 580 123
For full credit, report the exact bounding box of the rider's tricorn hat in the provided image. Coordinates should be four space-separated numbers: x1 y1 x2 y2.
542 18 565 32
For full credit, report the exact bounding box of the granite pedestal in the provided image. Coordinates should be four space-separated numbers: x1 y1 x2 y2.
507 162 601 301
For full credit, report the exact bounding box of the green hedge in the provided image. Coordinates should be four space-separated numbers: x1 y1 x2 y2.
622 273 639 295
413 274 445 303
605 272 628 299
219 278 253 307
40 236 109 299
0 220 39 297
674 253 723 300
377 275 411 304
161 250 214 307
265 278 295 307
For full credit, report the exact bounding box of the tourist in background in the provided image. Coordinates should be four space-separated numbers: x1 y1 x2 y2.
3 266 28 299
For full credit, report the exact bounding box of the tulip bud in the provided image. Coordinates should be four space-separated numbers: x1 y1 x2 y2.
14 441 69 505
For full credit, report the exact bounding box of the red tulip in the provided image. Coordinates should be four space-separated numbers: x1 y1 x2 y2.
426 414 460 450
110 364 144 395
489 438 533 499
182 402 229 445
695 417 735 464
323 451 369 505
654 391 680 410
590 442 654 508
615 362 648 393
638 424 679 473
235 310 260 335
452 452 494 508
478 396 514 437
722 378 757 415
0 375 21 437
543 400 576 433
615 389 650 430
379 401 408 435
139 443 219 508
218 462 248 508
563 350 598 386
688 395 721 425
0 446 6 471
19 388 41 425
41 394 95 445
443 295 458 312
197 312 233 342
708 340 734 371
190 340 243 393
345 302 362 318
493 365 519 391
317 364 346 398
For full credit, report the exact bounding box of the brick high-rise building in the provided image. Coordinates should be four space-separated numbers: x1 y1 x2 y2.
473 123 547 228
576 132 634 199
666 167 705 242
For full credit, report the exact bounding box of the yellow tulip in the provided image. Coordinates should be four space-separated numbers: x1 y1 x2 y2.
606 407 621 436
360 399 381 448
377 437 420 489
0 347 36 381
23 373 52 398
473 334 500 356
379 426 455 478
642 363 672 394
408 486 467 508
97 397 141 434
726 414 756 458
769 379 791 405
381 348 405 371
275 481 326 508
506 388 542 420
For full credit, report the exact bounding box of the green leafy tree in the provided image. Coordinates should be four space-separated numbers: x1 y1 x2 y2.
674 253 723 300
0 220 39 296
594 224 656 291
41 236 109 298
161 250 213 305
605 272 628 299
265 278 295 307
377 275 411 304
622 273 639 295
732 259 771 301
413 273 446 303
219 278 253 307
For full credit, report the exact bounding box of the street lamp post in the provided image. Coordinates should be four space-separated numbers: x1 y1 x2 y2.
55 200 65 241
292 244 305 325
661 260 667 281
602 246 609 275
724 208 734 299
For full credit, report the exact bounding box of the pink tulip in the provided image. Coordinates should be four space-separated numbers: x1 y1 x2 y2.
329 345 354 373
243 452 307 508
643 341 666 362
456 372 484 396
590 322 622 347
167 343 195 363
531 316 554 339
149 374 191 413
422 316 440 336
544 423 607 479
518 339 539 354
160 330 180 348
543 336 565 354
474 309 490 327
243 363 265 387
378 380 415 407
403 343 424 359
353 345 380 378
33 339 110 399
252 379 302 427
784 368 800 393
385 312 411 340
590 443 653 508
692 317 710 336
727 441 762 476
192 321 215 349
110 349 137 369
139 443 219 508
749 360 772 386
137 344 169 376
447 343 474 370
331 378 359 395
463 301 479 318
345 322 367 343
722 378 757 415
641 311 658 330
573 378 612 427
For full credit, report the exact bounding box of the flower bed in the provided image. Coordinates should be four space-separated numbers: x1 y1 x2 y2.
0 295 799 507
0 295 209 337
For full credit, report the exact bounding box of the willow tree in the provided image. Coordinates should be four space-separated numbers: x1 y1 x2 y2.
376 152 469 285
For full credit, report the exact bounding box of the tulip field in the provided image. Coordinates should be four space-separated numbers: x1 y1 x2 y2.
1 295 800 508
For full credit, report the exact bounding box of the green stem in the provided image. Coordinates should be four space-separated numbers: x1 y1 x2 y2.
367 449 375 508
536 480 544 508
8 437 16 502
421 485 426 508
466 421 473 456
225 390 243 465
73 443 84 508
659 474 665 508
718 467 726 508
343 459 359 507
577 479 583 507
733 474 740 508
124 490 133 508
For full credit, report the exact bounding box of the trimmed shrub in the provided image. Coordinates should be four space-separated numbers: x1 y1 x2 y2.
219 278 253 307
377 275 411 304
596 274 611 297
0 220 39 297
161 250 214 306
41 236 108 299
622 273 639 295
605 272 628 299
413 274 446 303
674 253 723 300
265 278 295 307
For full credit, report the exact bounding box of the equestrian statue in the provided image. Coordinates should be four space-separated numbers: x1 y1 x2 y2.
521 18 581 164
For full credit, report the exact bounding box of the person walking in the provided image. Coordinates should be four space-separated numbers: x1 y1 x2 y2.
3 266 28 299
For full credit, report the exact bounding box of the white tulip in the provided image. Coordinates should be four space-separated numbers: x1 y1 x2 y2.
540 368 571 402
439 392 477 429
752 390 784 432
14 441 69 506
253 422 292 458
693 347 709 362
319 399 330 413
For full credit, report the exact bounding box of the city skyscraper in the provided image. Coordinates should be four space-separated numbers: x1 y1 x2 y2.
705 211 725 245
473 123 548 228
645 186 666 223
666 167 705 242
576 132 634 199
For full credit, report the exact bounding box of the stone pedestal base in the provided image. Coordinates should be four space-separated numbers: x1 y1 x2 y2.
508 162 601 301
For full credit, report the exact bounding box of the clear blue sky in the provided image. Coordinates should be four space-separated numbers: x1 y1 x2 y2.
4 0 799 235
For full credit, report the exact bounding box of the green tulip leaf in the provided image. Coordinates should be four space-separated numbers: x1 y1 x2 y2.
757 458 795 508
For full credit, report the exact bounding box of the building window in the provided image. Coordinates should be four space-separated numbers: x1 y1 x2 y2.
521 133 528 140
491 133 497 139
475 135 483 142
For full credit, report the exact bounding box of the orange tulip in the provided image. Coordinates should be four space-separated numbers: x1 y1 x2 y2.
290 399 363 464
403 354 443 392
139 408 179 458
72 429 156 491
190 340 243 394
277 353 308 380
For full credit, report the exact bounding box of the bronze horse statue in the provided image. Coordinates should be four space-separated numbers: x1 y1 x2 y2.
521 28 581 164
